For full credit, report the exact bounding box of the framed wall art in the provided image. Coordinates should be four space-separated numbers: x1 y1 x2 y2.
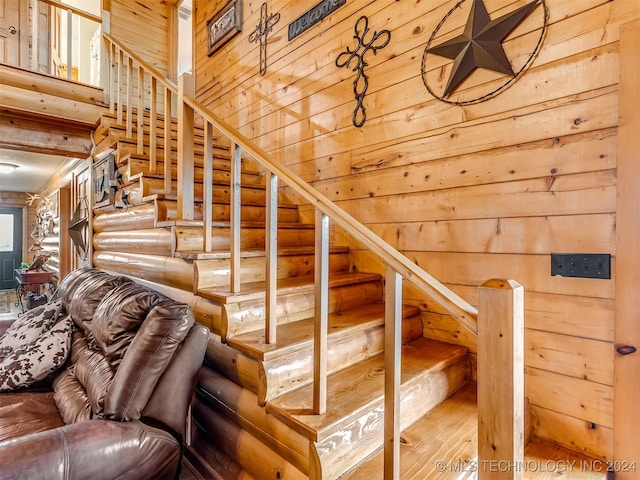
207 0 243 56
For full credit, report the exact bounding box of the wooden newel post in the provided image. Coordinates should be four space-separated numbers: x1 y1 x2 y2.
477 278 524 480
177 72 195 221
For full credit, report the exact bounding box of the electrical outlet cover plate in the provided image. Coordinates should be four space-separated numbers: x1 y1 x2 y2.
550 253 611 279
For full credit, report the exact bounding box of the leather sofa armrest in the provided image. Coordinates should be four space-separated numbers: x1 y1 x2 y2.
0 419 180 480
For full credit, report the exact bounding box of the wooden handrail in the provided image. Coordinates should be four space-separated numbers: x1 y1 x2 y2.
182 95 479 334
38 0 102 23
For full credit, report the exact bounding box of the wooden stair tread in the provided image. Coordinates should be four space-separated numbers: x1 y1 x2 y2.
175 245 349 260
266 337 468 441
228 303 420 361
198 271 382 304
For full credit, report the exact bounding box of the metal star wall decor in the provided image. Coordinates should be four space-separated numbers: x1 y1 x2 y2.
421 0 547 104
69 199 89 260
248 3 280 75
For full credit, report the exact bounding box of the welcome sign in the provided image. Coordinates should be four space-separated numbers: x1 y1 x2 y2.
288 0 346 41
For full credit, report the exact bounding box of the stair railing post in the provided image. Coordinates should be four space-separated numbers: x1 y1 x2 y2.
116 48 123 125
384 266 402 480
101 13 111 107
126 55 133 138
107 42 115 114
313 210 329 414
66 8 73 80
136 66 144 155
477 279 525 480
177 72 195 221
265 171 279 345
203 121 214 252
163 86 173 193
149 77 158 173
229 143 242 293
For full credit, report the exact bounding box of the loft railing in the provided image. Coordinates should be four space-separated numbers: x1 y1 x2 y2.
103 32 178 194
35 0 102 86
104 34 524 480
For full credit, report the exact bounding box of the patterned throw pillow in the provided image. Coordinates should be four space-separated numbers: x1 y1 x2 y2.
0 315 73 392
0 300 64 358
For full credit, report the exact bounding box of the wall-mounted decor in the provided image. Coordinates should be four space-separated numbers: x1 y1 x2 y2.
249 3 281 75
69 199 89 260
336 16 390 128
207 0 243 56
92 155 116 208
421 0 547 104
288 0 346 41
25 194 55 247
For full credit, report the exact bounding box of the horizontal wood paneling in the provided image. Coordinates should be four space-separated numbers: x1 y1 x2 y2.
193 0 640 460
525 330 613 386
108 0 170 77
532 405 613 460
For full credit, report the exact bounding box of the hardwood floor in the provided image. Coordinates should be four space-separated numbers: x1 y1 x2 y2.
0 290 20 322
341 383 608 480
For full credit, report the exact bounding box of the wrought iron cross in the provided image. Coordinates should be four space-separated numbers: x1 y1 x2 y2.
249 3 281 75
336 16 390 128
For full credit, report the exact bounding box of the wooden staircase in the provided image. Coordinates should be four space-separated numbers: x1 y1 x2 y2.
91 109 474 480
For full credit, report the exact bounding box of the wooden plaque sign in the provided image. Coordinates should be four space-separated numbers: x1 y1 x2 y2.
207 0 243 56
288 0 346 41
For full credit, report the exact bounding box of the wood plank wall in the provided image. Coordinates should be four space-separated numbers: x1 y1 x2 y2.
192 0 640 460
107 0 171 77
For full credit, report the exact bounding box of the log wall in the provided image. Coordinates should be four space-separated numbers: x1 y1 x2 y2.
193 0 640 460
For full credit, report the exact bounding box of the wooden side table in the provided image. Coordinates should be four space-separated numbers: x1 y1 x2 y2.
14 269 55 312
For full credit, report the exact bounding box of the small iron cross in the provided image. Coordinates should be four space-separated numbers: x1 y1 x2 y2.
336 16 390 128
249 3 281 75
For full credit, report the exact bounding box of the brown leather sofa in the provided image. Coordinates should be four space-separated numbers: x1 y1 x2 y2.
0 268 208 479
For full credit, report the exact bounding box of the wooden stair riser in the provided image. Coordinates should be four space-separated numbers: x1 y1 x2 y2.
255 313 424 405
95 110 184 137
221 280 385 339
115 177 294 214
133 177 289 206
115 138 228 161
155 198 300 224
222 291 314 339
175 225 315 252
195 252 351 290
310 358 471 480
99 119 204 142
191 399 308 480
120 156 262 186
122 151 233 171
197 368 310 474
